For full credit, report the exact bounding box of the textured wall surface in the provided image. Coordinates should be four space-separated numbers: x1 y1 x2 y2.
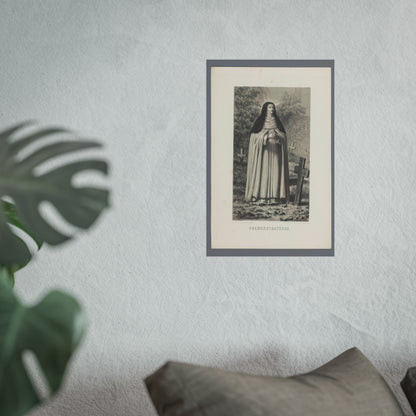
1 1 416 415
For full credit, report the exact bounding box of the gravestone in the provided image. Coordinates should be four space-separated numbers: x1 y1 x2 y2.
237 148 245 164
294 157 309 206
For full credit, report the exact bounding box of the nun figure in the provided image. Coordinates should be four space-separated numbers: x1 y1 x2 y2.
245 102 290 204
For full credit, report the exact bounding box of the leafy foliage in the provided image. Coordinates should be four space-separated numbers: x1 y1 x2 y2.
285 115 310 163
0 271 85 416
0 122 110 416
0 122 109 269
276 92 306 123
233 87 263 159
276 93 310 163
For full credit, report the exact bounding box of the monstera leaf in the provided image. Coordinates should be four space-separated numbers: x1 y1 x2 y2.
0 122 109 269
1 200 43 283
0 273 86 416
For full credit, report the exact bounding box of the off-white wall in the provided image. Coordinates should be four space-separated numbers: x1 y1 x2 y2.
1 1 415 415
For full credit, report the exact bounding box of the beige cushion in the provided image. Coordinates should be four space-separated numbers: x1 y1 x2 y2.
145 348 404 415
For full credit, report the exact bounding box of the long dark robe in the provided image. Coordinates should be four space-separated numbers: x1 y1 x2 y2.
244 128 290 202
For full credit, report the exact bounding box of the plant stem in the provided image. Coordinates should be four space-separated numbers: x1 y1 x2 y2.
0 266 15 288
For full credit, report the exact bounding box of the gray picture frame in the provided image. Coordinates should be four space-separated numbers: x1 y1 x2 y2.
207 60 334 257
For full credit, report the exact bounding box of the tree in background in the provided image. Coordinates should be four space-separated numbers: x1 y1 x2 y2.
276 92 309 164
276 91 306 122
233 87 263 160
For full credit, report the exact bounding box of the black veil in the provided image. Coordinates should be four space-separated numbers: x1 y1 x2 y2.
251 102 286 134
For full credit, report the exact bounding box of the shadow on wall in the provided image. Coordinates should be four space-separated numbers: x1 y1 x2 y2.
28 346 414 416
29 377 155 416
27 347 292 416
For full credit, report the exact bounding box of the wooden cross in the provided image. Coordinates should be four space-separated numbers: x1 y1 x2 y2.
237 148 245 164
294 157 309 206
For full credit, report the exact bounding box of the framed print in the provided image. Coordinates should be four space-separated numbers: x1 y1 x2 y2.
207 60 334 256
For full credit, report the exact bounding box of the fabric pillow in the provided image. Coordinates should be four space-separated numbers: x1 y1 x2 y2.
145 347 404 416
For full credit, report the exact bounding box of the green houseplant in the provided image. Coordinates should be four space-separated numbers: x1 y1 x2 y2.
0 122 110 416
